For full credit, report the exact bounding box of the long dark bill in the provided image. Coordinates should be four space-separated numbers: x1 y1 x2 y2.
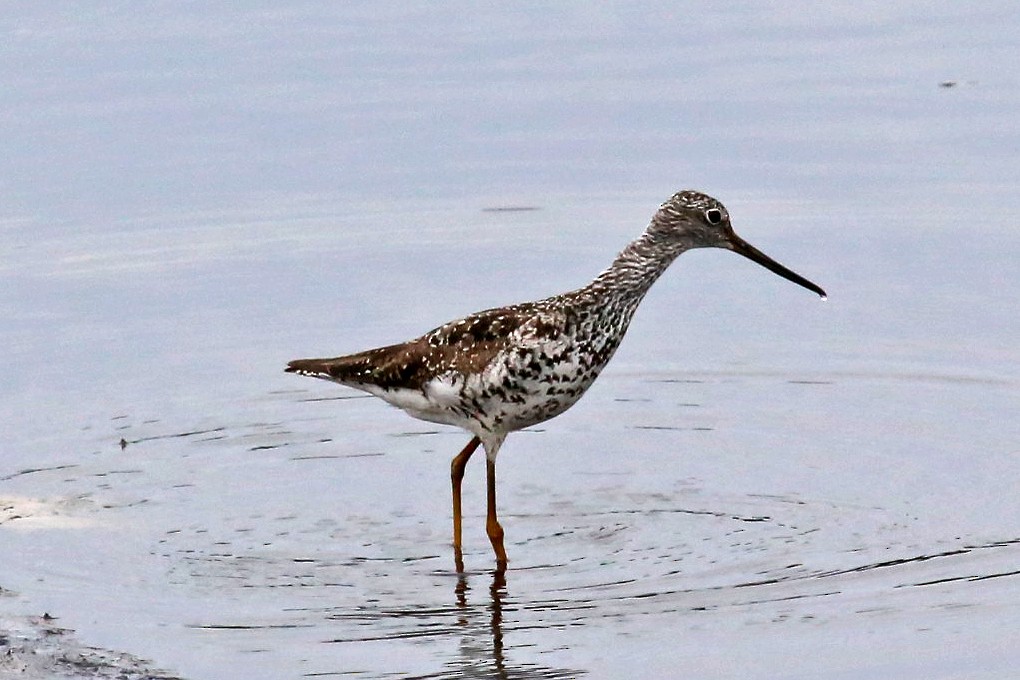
728 234 827 298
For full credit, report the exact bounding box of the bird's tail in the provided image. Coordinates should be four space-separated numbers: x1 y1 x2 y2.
287 340 422 390
286 357 354 381
285 351 385 385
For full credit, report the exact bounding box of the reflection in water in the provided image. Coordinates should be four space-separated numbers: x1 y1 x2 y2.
315 562 582 678
414 567 581 680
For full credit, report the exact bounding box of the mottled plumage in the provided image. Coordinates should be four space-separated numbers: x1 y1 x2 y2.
286 189 826 568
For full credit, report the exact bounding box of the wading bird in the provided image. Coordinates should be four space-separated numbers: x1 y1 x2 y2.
287 190 825 569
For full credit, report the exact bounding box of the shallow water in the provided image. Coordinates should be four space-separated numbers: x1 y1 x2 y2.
3 3 1020 679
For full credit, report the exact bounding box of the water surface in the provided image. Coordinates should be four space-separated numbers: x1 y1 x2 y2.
2 3 1019 679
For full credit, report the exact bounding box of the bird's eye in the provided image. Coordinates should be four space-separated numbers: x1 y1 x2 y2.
705 208 723 225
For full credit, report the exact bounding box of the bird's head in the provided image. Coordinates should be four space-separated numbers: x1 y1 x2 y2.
652 190 826 298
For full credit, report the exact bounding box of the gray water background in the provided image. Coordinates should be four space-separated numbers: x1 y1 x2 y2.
2 3 1019 678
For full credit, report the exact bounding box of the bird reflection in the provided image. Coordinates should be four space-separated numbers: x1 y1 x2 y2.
323 563 581 679
452 566 507 677
425 566 579 680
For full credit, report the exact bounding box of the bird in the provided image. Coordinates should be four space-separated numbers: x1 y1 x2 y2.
286 189 826 570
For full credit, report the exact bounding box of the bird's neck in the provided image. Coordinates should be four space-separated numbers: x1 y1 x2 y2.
545 223 689 370
584 224 688 303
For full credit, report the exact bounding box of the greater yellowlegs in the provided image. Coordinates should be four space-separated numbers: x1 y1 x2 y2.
287 190 825 568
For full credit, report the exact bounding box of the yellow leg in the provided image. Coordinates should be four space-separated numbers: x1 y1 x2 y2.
451 436 481 570
486 456 508 567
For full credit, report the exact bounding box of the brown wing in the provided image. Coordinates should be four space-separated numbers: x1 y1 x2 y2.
285 303 541 391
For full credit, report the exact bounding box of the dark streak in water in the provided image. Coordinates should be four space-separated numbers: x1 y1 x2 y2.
300 395 373 403
92 469 144 477
289 452 384 460
128 427 227 444
188 623 316 630
747 493 808 505
902 569 1020 588
1 463 79 481
510 506 771 523
812 547 973 579
734 538 1020 589
101 499 149 509
250 443 289 451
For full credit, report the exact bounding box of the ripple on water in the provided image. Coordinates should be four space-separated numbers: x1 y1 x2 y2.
154 469 1020 677
8 372 1017 678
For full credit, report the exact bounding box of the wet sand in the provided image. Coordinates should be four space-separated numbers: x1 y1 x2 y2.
0 607 183 679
